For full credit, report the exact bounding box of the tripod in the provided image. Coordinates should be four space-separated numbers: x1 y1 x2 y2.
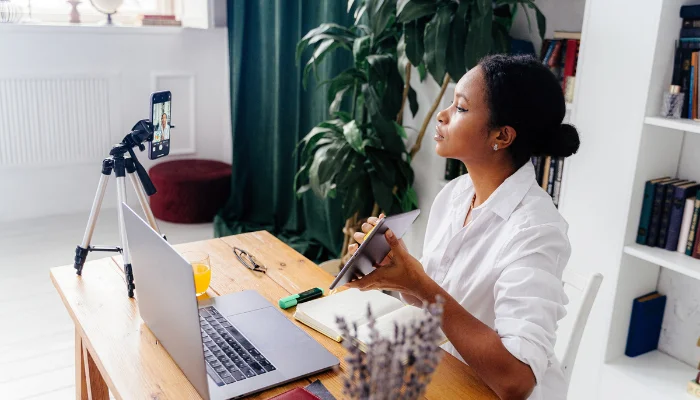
73 120 165 298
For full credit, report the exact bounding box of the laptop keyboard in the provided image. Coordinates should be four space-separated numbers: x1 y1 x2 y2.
199 306 276 386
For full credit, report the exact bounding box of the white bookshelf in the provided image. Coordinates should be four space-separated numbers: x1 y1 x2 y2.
557 1 700 399
605 351 696 399
645 116 700 134
624 244 700 281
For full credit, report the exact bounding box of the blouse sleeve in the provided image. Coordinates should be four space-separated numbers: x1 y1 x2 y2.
492 224 569 391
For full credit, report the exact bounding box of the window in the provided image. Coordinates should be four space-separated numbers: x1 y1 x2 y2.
18 0 177 25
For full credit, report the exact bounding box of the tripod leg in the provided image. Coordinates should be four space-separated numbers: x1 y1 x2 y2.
114 159 135 298
126 158 161 235
75 159 113 275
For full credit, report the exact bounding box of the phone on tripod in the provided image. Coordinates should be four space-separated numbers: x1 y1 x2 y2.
149 91 172 160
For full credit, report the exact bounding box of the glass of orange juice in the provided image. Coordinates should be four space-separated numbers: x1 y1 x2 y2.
182 251 211 297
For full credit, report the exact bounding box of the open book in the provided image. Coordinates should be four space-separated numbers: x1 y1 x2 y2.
293 289 447 349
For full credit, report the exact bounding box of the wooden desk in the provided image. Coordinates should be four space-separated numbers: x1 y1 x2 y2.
51 232 497 399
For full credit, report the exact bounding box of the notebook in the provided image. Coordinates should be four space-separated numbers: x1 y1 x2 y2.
293 289 446 349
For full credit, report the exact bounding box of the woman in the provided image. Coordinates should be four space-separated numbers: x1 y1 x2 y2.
345 54 580 400
154 112 170 142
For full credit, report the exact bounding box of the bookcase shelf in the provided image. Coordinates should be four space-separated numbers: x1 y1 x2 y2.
645 116 700 134
605 351 696 399
624 243 700 281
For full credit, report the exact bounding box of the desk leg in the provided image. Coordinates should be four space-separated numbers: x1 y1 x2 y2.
75 329 88 400
75 328 109 400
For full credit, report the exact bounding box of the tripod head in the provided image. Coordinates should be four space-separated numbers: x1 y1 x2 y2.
110 119 157 196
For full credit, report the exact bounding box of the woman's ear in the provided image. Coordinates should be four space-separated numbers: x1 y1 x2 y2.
493 125 517 150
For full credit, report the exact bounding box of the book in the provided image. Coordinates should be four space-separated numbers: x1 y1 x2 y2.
681 27 700 37
683 19 700 28
562 40 579 92
552 158 565 208
293 289 446 350
686 193 700 255
542 40 557 64
541 156 552 191
665 182 700 250
268 387 325 400
694 52 699 120
678 197 696 253
548 41 563 69
658 180 690 248
553 31 582 40
636 177 672 244
693 216 700 259
681 49 693 117
624 292 667 357
547 156 556 196
647 179 683 246
681 5 700 19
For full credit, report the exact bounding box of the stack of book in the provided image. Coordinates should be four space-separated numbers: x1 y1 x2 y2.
140 14 181 27
636 177 700 258
674 5 700 119
532 156 565 208
541 31 581 103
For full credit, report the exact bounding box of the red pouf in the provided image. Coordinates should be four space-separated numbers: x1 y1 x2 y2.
149 159 232 223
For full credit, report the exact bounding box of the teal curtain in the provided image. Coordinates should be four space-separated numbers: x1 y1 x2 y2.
215 0 353 262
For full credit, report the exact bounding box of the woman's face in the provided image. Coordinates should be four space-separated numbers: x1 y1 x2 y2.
434 67 496 163
161 113 167 128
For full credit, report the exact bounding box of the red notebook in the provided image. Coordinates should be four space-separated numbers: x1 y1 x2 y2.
268 387 321 400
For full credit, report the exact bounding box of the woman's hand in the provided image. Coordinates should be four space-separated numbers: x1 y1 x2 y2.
345 228 434 301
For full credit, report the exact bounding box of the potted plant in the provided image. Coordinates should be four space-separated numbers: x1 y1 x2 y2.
296 0 546 261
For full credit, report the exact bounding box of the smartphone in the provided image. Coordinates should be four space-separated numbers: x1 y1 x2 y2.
149 91 172 160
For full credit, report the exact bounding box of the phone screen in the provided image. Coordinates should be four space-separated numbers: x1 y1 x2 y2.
152 101 171 144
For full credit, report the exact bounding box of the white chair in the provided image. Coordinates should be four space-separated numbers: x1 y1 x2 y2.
556 269 603 381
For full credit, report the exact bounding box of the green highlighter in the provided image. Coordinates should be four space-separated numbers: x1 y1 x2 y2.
278 287 324 309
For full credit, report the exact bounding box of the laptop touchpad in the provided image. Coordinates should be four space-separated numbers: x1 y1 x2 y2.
227 307 313 352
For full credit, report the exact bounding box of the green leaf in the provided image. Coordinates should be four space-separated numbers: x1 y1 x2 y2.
354 4 367 25
343 120 365 154
365 147 397 185
371 114 406 154
329 87 351 114
361 83 382 116
397 34 409 82
348 0 356 13
370 176 395 214
341 174 371 220
446 0 468 81
475 0 490 15
333 111 353 123
408 86 418 116
353 35 372 65
396 0 436 23
393 121 407 139
492 23 510 54
533 3 547 40
367 0 396 37
423 6 452 83
404 19 425 67
400 185 419 210
309 142 349 197
417 62 427 81
465 1 492 69
303 39 348 88
297 23 355 62
520 4 532 33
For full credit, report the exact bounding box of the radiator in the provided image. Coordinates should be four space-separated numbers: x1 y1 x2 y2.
0 76 114 166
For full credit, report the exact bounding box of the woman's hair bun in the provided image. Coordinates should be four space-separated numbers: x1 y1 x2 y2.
536 123 580 157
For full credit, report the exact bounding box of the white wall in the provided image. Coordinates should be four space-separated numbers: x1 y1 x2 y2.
0 25 231 222
510 0 587 56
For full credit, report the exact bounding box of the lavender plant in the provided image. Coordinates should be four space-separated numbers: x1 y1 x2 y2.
335 297 445 400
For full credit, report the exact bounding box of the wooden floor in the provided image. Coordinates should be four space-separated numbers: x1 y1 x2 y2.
0 210 213 399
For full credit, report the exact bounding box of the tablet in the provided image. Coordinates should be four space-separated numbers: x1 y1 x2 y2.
329 209 420 290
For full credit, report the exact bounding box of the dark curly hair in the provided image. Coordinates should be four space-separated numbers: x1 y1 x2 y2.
479 54 580 168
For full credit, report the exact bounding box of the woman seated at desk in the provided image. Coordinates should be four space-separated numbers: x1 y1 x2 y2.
345 54 580 400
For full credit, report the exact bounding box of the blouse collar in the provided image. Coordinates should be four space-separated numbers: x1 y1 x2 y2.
449 161 537 221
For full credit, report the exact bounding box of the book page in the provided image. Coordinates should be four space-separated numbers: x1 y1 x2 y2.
356 305 447 346
295 289 404 340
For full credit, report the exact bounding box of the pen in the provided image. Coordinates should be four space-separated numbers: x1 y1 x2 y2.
278 287 324 309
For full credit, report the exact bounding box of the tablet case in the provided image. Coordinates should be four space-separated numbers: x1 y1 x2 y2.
329 209 420 289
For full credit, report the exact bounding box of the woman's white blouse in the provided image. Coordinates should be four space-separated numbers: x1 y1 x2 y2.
421 161 569 400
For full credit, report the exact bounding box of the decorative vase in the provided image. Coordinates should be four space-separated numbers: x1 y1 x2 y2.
67 0 81 24
0 0 23 23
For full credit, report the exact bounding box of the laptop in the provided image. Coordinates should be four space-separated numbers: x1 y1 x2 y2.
122 203 338 399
